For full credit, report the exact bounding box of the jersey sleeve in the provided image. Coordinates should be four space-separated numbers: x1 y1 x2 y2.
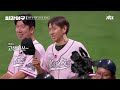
40 44 53 73
75 41 90 58
40 52 50 72
20 55 37 78
7 57 14 75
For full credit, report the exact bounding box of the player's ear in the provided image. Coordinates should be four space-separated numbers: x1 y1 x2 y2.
30 26 34 34
62 25 67 34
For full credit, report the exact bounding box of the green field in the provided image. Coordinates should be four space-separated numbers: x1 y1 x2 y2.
0 11 120 79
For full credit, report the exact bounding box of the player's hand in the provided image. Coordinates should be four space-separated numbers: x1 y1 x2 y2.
32 56 40 69
91 75 97 79
32 56 45 74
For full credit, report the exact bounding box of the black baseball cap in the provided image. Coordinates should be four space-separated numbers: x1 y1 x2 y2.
21 38 35 55
95 59 116 75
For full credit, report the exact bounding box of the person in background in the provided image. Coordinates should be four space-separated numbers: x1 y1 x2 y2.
91 59 116 79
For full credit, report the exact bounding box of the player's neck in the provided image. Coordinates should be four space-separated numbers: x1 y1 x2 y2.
56 35 69 46
31 35 35 41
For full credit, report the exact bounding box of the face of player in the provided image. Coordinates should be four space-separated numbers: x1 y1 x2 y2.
95 67 114 79
16 21 34 41
48 23 67 43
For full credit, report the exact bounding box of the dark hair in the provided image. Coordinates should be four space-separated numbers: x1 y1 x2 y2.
14 13 35 28
48 16 69 35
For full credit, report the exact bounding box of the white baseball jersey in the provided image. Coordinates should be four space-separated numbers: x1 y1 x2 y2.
41 39 90 79
7 40 45 79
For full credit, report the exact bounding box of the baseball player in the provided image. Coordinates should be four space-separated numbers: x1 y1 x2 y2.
32 16 94 79
0 13 45 79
